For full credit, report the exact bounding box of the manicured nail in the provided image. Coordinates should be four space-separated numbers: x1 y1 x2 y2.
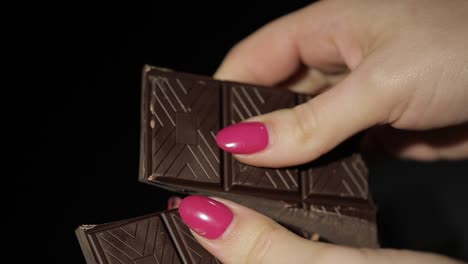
216 122 269 154
178 195 233 239
167 196 182 210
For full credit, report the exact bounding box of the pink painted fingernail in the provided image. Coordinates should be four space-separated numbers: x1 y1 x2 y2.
178 195 233 240
216 122 269 154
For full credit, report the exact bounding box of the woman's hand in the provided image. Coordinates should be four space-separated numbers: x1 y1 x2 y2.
179 0 468 264
177 1 468 263
214 0 468 165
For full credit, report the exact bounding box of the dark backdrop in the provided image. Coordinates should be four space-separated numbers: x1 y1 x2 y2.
17 1 468 262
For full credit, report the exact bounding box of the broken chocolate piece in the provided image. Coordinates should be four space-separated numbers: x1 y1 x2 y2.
138 66 379 247
75 210 220 264
76 210 336 264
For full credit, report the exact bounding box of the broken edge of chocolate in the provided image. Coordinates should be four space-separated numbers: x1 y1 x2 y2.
75 210 220 264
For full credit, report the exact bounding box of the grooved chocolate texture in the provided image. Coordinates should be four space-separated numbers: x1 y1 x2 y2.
139 66 374 219
76 211 219 264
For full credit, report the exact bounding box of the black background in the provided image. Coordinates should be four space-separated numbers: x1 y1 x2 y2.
17 1 468 262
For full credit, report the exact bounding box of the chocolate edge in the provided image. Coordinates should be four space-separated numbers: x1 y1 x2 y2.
75 227 99 264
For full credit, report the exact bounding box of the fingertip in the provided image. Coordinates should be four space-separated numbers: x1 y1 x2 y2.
213 13 303 86
215 121 269 154
178 196 234 240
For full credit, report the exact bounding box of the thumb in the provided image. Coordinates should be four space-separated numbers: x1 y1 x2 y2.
178 195 459 264
216 59 393 167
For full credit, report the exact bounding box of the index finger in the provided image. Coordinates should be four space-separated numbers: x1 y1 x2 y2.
214 2 346 86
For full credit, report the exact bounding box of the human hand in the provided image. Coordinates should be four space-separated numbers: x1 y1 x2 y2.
214 0 468 165
184 0 468 263
178 195 463 264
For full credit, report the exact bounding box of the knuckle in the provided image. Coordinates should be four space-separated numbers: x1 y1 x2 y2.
245 226 282 264
290 101 318 143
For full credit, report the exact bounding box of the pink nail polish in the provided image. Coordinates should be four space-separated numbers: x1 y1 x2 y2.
178 195 233 239
216 122 269 154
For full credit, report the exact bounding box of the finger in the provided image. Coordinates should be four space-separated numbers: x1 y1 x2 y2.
214 1 349 86
178 195 461 264
216 56 396 167
282 67 349 94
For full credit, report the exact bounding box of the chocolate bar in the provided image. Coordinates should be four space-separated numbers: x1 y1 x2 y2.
75 210 218 264
76 66 379 263
76 210 333 264
138 66 379 247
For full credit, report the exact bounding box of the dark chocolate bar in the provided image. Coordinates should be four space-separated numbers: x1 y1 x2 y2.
75 210 219 264
138 66 379 247
76 210 333 264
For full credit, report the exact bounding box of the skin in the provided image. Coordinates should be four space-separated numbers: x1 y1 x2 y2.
188 0 468 263
216 0 468 166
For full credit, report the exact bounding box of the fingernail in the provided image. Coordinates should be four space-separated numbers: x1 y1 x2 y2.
178 195 233 239
216 122 269 154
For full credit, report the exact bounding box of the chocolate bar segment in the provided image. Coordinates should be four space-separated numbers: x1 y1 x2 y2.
139 66 378 247
144 72 221 185
76 211 220 264
223 81 300 200
162 211 220 264
76 212 182 264
302 153 369 200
